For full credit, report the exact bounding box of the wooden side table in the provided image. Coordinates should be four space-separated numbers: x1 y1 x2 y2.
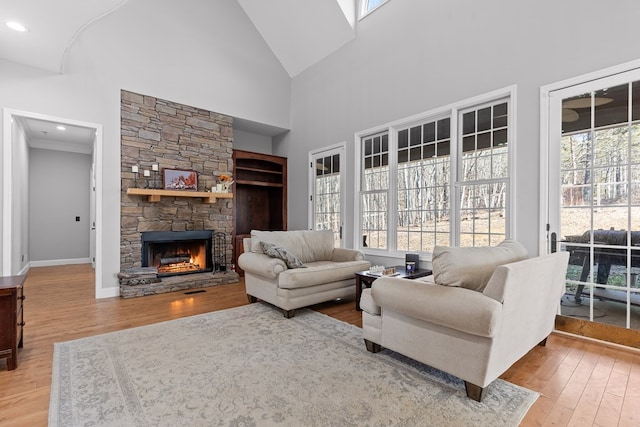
355 266 431 310
0 275 26 371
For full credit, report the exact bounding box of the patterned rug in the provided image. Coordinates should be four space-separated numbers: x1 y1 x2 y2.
49 303 536 426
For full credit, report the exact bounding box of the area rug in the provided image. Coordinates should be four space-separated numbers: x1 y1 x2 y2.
49 303 537 426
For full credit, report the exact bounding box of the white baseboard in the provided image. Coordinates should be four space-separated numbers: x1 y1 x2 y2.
30 258 92 267
96 287 120 299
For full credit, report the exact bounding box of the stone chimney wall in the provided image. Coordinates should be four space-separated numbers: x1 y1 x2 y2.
119 89 234 273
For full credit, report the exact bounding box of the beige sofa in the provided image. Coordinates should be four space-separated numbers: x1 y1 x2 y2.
238 230 370 318
360 241 569 401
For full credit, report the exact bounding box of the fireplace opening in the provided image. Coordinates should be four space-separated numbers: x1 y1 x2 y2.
141 231 213 277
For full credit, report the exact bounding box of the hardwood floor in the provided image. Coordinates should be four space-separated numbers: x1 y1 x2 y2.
1 264 639 426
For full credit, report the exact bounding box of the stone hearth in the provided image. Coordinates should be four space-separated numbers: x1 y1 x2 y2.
119 268 236 298
119 90 238 296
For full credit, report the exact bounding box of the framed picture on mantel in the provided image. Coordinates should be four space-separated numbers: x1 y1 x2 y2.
163 168 198 191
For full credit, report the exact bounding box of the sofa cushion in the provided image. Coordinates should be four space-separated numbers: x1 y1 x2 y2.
250 230 334 263
260 241 306 269
372 278 502 338
278 260 370 289
432 240 528 292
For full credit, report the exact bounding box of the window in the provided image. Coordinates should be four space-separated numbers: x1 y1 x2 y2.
310 145 345 248
361 132 389 249
360 0 389 18
397 118 451 251
356 90 513 254
458 101 509 247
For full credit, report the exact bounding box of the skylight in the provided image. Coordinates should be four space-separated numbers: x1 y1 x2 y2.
360 0 389 18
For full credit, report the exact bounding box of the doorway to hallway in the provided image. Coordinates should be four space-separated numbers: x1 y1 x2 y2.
2 109 103 297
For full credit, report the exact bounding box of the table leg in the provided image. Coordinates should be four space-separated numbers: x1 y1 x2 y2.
575 254 590 304
355 275 363 311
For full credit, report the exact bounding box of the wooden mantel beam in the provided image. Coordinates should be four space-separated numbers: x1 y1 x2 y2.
126 188 233 204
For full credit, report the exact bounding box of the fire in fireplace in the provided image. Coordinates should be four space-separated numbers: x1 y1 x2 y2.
141 231 213 277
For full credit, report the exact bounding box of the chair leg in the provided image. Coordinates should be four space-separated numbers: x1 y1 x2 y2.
247 295 258 303
464 382 487 402
283 309 295 318
364 339 382 353
538 337 548 347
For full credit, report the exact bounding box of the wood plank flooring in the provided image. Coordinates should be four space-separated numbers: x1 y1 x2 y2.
1 264 639 426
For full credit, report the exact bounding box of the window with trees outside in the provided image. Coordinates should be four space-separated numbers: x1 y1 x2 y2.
357 93 512 254
458 101 510 247
361 132 389 249
397 117 451 251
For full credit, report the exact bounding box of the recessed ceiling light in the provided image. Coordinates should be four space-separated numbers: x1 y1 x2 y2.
6 21 28 32
56 125 66 131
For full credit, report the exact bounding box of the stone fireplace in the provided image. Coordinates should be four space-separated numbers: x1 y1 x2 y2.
119 90 238 297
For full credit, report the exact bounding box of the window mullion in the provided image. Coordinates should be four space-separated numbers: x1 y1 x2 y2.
450 109 461 247
388 127 398 252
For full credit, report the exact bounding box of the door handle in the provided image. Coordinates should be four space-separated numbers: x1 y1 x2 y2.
551 232 557 253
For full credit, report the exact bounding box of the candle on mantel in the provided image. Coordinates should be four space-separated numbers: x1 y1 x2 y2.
132 165 139 173
143 170 150 177
152 164 159 171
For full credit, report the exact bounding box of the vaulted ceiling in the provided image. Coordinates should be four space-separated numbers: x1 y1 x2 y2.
236 0 355 77
0 0 356 77
0 0 128 74
1 0 357 150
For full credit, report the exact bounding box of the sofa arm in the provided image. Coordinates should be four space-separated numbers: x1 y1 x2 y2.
331 247 366 262
238 252 287 279
371 277 502 338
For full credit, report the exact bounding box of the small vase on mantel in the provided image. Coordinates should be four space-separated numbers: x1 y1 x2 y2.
215 183 223 192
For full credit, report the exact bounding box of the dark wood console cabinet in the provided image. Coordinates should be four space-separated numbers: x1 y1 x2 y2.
0 275 25 371
232 150 287 275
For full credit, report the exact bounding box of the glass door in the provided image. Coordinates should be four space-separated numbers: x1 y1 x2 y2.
309 145 345 247
548 70 640 341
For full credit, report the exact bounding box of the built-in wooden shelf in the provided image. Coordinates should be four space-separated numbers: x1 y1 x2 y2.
236 180 284 187
232 149 287 276
126 188 233 204
235 166 284 175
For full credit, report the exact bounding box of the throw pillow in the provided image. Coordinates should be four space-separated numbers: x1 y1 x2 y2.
260 241 306 269
431 240 528 292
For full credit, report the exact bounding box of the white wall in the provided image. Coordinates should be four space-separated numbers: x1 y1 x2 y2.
284 0 640 258
29 148 91 262
0 0 291 296
9 120 30 274
233 129 273 155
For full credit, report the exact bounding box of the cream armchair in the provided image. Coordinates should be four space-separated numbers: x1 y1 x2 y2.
361 242 569 401
239 230 370 318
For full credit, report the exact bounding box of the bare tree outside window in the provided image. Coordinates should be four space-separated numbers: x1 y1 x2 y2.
314 154 341 247
361 133 389 249
397 118 451 251
458 102 509 247
358 95 512 254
